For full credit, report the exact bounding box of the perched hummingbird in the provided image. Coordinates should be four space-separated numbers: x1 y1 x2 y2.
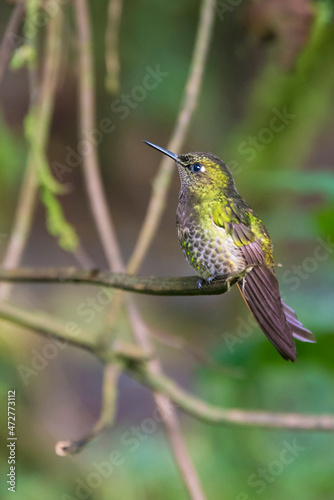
143 141 316 361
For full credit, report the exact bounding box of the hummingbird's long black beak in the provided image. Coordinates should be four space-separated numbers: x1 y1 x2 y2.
142 140 178 161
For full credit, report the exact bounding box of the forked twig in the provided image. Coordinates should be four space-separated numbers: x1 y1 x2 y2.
0 266 238 296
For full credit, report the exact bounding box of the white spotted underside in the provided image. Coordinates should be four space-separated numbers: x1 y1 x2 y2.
177 218 245 280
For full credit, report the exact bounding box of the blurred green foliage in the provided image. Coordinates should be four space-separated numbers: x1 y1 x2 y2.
0 0 334 499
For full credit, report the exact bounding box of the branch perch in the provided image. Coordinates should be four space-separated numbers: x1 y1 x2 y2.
0 267 237 296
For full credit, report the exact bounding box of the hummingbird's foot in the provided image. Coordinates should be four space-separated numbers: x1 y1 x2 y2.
225 275 233 292
224 265 255 289
219 268 252 292
197 279 203 289
197 276 215 289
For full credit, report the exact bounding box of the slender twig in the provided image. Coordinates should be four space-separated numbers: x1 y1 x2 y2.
1 299 334 432
132 365 334 431
0 267 238 296
74 0 123 272
150 328 244 379
105 0 123 94
127 302 207 500
56 363 121 455
0 300 150 361
0 166 37 300
0 2 25 86
0 8 63 300
127 0 216 274
0 300 96 352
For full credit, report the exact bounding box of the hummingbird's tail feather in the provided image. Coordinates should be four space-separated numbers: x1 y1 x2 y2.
237 265 297 361
282 302 316 343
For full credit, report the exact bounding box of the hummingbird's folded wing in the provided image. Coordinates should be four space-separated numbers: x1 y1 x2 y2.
236 235 316 354
213 200 315 360
237 241 298 361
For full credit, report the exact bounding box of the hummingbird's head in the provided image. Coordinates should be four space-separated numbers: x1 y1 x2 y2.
143 141 236 198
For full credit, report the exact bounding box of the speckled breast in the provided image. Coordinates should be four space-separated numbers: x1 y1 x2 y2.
177 216 245 280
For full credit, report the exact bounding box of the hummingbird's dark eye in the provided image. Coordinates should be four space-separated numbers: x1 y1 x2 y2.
191 163 204 173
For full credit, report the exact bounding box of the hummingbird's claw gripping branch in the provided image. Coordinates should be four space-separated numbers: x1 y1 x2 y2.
197 277 216 289
196 263 260 292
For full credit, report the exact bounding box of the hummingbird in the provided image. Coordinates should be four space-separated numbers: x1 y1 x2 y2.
143 140 316 361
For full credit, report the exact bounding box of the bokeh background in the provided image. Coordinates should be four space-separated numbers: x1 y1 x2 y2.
0 0 334 499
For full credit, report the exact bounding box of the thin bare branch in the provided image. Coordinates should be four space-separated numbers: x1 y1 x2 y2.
127 0 216 274
0 299 150 362
0 300 96 352
0 166 37 300
127 302 207 500
56 363 121 455
0 2 25 86
150 328 244 379
105 0 123 94
0 266 238 296
74 0 123 271
132 365 334 431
